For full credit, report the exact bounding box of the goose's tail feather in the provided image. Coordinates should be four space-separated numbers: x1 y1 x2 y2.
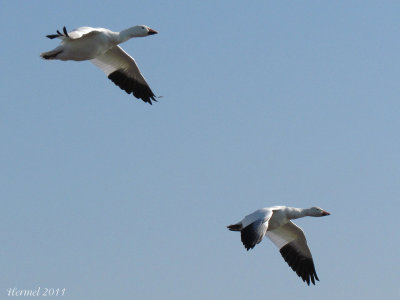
40 49 63 60
227 223 242 231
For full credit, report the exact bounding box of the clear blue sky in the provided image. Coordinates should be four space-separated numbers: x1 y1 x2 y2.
1 1 400 299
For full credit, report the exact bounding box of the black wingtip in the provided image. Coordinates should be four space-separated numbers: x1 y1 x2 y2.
46 26 71 40
279 244 319 286
136 95 155 105
240 221 264 250
63 26 70 37
108 70 157 105
46 34 59 39
245 244 255 251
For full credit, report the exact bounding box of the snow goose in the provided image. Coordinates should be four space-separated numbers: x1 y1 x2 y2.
40 25 158 104
227 206 330 285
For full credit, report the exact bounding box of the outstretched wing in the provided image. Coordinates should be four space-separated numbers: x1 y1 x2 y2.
91 45 156 104
266 221 319 285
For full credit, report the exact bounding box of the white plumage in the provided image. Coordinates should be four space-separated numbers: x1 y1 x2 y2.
227 206 330 285
41 25 158 104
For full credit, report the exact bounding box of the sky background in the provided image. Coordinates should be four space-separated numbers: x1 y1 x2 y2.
1 1 400 299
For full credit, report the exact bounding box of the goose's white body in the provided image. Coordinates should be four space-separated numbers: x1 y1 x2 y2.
41 25 158 104
228 206 330 285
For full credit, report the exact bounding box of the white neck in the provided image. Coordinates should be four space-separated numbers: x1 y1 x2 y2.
117 26 142 44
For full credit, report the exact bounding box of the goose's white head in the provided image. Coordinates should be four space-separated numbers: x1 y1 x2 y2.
131 25 158 37
309 206 331 217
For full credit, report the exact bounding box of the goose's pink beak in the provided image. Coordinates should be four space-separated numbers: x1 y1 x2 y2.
148 28 158 35
321 210 330 216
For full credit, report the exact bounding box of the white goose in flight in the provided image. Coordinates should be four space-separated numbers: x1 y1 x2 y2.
227 206 330 285
41 25 158 104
